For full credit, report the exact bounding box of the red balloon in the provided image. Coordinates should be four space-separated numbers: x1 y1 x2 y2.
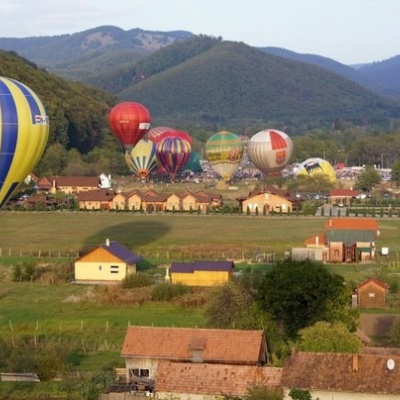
147 126 172 143
109 102 151 150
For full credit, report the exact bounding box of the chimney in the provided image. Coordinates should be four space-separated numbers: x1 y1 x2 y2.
329 219 332 227
105 238 110 247
316 236 319 246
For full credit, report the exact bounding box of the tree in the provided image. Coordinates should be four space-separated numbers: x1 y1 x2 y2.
257 259 358 338
296 321 362 353
391 160 400 184
354 165 381 191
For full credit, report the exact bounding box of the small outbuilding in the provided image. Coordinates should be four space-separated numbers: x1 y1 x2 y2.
169 260 234 286
356 278 390 308
74 239 140 284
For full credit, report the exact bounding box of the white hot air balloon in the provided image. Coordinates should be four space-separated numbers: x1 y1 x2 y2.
247 129 294 175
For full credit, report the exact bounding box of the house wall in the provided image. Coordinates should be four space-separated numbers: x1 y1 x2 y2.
171 271 230 287
111 194 127 210
284 388 400 400
357 241 376 261
166 194 181 211
242 193 292 214
127 194 142 211
156 391 224 400
74 261 129 282
125 357 160 382
328 242 343 263
181 195 198 212
358 282 386 308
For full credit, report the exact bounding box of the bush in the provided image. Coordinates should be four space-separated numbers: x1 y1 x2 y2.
151 282 190 301
122 273 154 289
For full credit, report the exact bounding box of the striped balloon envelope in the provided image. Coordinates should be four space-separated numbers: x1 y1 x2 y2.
0 77 49 208
156 136 191 181
204 131 243 182
247 129 294 175
124 139 159 180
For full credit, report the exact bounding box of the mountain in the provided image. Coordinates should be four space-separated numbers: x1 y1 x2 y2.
0 26 193 82
357 56 400 98
113 40 400 130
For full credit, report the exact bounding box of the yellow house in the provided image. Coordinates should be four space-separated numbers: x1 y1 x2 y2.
169 261 234 286
76 189 116 210
239 191 292 214
126 189 169 212
74 239 141 284
166 193 181 211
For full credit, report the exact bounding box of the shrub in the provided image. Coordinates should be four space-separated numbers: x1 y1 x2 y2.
122 273 154 289
151 282 190 301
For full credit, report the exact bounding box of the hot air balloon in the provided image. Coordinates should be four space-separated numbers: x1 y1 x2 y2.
0 77 49 209
125 139 159 180
156 136 191 181
204 131 243 182
147 126 172 143
149 128 193 146
108 101 151 150
295 157 337 183
247 129 294 175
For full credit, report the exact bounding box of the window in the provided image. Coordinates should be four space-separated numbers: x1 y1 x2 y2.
368 292 376 298
130 368 149 378
110 265 119 274
98 265 102 271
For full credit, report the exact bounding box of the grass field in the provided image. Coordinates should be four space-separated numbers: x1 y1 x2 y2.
1 211 400 260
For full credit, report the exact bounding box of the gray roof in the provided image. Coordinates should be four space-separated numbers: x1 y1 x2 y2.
170 261 234 273
100 241 141 264
326 229 376 246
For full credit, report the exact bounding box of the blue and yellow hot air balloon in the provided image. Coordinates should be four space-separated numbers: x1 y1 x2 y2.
125 139 159 180
0 77 49 208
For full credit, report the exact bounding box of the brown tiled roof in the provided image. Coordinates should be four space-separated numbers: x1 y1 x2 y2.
46 176 101 187
126 189 169 202
324 218 379 231
76 189 116 201
282 351 400 395
121 326 267 365
155 362 282 397
357 278 389 291
329 189 360 197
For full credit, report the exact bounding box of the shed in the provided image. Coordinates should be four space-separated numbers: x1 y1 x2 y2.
356 278 390 308
169 260 234 286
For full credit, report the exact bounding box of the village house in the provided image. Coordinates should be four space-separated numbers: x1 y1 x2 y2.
325 218 379 263
74 239 140 284
281 351 400 399
118 326 276 398
76 189 117 210
328 188 360 206
35 175 108 195
295 218 379 263
237 189 293 214
168 260 234 286
125 189 169 212
356 278 390 308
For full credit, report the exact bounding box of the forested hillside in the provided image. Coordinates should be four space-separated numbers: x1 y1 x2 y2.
116 40 400 132
0 50 117 152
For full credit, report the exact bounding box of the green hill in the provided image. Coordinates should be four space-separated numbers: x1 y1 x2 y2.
117 40 400 131
0 50 117 152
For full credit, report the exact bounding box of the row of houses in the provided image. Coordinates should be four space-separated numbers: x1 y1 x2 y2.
95 325 400 400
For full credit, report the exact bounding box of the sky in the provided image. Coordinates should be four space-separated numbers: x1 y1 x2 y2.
0 0 398 65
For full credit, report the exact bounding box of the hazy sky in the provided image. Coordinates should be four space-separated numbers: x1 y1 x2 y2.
0 0 398 65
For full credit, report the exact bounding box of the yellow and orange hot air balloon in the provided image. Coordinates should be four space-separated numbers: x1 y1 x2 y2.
0 77 49 208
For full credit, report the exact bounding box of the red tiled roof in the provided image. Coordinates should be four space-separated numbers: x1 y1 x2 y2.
76 189 116 201
324 218 379 231
155 362 282 397
329 189 360 197
121 326 267 365
304 234 325 246
46 176 101 187
282 351 400 395
357 278 389 291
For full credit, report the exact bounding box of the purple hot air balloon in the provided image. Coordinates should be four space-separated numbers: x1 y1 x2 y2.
156 136 191 181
